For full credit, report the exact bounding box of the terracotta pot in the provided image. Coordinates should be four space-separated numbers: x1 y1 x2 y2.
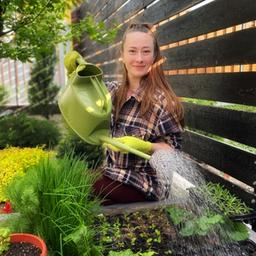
10 233 47 256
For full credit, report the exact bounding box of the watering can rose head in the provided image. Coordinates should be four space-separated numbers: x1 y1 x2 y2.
64 51 86 75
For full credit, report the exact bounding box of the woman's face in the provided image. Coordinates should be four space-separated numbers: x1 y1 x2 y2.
122 31 155 81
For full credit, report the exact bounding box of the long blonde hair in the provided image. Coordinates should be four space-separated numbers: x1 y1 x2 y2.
114 23 184 125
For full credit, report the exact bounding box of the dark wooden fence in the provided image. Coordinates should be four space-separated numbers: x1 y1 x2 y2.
73 0 256 208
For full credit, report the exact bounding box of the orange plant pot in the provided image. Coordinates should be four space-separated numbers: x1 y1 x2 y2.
10 233 47 256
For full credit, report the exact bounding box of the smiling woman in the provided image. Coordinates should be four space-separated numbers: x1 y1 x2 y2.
91 23 184 205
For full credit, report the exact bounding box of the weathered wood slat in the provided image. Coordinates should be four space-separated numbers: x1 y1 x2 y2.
90 0 108 18
183 102 256 147
88 46 119 63
102 199 187 216
168 73 256 106
157 0 256 45
163 28 256 70
100 0 135 22
99 62 120 76
182 131 256 187
104 0 204 42
139 0 204 25
79 0 202 60
84 0 204 58
83 0 156 54
89 28 256 68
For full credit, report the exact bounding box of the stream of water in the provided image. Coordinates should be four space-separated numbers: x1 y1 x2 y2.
151 149 251 256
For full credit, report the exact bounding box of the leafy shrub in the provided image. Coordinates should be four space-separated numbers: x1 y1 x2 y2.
0 85 7 104
3 154 102 256
28 48 60 119
57 131 104 168
0 147 54 201
0 114 61 149
0 85 8 104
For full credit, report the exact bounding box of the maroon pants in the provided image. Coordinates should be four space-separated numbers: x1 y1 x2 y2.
93 176 147 205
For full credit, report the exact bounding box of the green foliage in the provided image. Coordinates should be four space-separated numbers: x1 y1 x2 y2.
0 85 7 104
108 249 156 256
3 154 102 255
190 182 252 216
0 114 61 149
71 15 118 44
165 205 191 225
0 227 11 254
217 218 250 242
167 181 252 242
28 48 59 119
179 212 225 236
167 205 249 241
57 131 104 169
0 0 118 61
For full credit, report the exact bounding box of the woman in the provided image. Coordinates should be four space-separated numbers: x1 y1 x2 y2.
93 23 184 205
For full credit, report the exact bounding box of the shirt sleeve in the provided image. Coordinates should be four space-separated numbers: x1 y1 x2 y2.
154 108 183 150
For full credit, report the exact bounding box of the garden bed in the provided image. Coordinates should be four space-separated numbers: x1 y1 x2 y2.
95 208 256 256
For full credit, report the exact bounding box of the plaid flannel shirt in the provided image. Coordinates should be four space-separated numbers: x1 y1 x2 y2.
103 81 183 200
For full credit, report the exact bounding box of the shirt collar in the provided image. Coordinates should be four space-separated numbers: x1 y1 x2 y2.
126 86 144 102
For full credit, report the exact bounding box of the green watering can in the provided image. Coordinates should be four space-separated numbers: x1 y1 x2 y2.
58 52 150 160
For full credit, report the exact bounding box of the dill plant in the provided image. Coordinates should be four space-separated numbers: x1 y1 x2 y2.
3 154 102 256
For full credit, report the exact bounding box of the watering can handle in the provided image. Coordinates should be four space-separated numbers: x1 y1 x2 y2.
100 135 151 160
76 57 87 66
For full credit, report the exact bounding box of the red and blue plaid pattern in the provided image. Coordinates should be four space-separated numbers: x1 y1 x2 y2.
102 81 183 200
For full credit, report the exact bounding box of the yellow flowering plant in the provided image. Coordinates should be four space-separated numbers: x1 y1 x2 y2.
0 147 55 201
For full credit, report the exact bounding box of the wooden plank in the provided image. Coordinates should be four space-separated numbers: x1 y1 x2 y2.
83 0 204 55
98 61 121 75
182 131 256 187
84 0 156 54
75 2 88 19
138 0 204 26
163 28 256 70
90 0 108 17
107 0 154 24
81 0 205 58
102 199 187 216
99 0 130 22
168 73 256 106
85 0 204 55
157 0 256 45
183 102 256 148
87 45 119 63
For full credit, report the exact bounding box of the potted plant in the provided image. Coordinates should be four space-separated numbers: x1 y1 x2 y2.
2 154 102 256
0 228 47 256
